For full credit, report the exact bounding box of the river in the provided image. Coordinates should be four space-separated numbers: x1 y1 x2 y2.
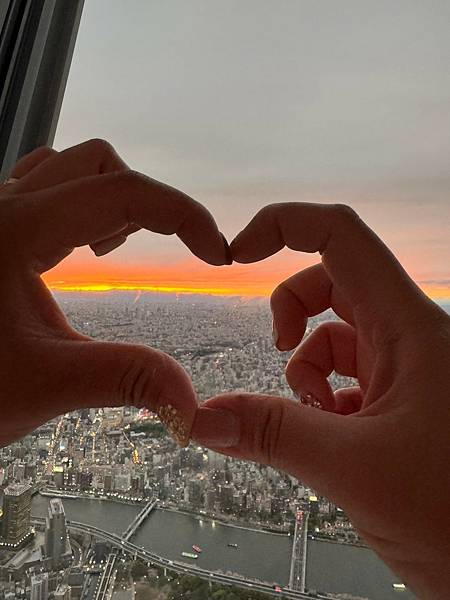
31 495 416 599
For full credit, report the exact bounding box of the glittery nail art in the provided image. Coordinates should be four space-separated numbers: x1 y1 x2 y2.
300 393 323 409
156 404 189 447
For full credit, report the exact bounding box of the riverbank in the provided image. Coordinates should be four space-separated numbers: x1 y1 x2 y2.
40 491 365 550
309 533 368 550
160 506 291 537
31 494 416 599
40 488 144 508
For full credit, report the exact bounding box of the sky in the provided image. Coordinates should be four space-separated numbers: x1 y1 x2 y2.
46 0 450 300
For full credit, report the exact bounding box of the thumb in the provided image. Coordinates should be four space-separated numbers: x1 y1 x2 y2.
192 393 365 504
50 339 196 447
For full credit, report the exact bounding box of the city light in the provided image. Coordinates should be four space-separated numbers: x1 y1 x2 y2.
0 295 399 597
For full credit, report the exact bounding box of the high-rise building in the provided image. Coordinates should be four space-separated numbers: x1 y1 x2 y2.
1 483 32 547
30 572 49 600
54 584 71 599
79 470 92 491
205 489 216 512
103 472 113 491
308 495 319 517
53 465 64 489
45 498 71 568
219 484 234 512
187 478 203 507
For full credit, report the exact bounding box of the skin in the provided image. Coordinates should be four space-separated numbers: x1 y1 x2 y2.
192 203 450 599
1 144 449 597
0 139 230 447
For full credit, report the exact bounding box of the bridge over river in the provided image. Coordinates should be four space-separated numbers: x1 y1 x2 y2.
32 516 324 599
32 494 415 600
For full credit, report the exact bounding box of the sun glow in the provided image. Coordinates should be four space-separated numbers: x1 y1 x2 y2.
44 278 450 302
48 282 263 296
41 248 450 301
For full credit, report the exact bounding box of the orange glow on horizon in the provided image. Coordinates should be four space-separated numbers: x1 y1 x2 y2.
42 249 304 298
46 279 450 301
44 281 450 301
47 282 269 296
41 247 450 302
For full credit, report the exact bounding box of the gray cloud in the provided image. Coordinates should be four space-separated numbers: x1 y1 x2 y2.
55 0 450 279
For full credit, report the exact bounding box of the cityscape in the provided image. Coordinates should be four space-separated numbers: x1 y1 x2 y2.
0 293 416 600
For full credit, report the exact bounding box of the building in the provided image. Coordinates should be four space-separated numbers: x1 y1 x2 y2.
53 465 64 489
219 484 234 512
54 583 71 599
0 483 32 547
45 498 71 568
308 495 319 517
79 470 92 491
205 489 216 512
103 472 113 491
187 478 203 507
114 472 131 492
30 572 49 600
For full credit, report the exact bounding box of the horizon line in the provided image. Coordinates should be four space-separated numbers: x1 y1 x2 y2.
49 283 267 297
47 282 450 303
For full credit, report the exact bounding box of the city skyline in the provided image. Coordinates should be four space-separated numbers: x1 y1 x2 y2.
46 1 450 302
0 296 409 599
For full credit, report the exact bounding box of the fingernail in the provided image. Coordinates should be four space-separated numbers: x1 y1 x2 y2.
156 404 190 447
93 235 127 257
300 393 323 409
192 407 240 448
220 233 233 265
272 319 279 348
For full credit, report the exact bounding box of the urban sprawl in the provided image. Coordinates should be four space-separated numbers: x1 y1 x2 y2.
0 294 365 600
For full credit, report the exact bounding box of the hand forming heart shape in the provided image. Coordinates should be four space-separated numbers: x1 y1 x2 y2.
1 140 449 598
0 139 231 448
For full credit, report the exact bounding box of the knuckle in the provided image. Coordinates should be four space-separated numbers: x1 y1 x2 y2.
271 281 285 300
0 198 30 250
285 356 301 385
332 203 359 222
270 282 290 314
85 137 116 155
256 402 285 466
114 168 146 187
117 346 164 408
259 203 279 219
32 145 54 157
269 286 281 309
312 322 330 337
117 348 184 410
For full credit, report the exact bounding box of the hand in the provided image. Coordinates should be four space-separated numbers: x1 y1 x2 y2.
192 203 450 599
0 139 230 447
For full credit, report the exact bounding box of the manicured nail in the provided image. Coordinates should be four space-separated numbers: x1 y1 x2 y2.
220 233 233 265
300 393 323 409
192 407 240 448
93 235 127 257
156 404 190 447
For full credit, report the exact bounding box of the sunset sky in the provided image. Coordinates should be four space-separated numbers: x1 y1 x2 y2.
46 1 450 301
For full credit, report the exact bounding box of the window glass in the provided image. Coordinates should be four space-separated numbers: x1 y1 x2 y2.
3 2 449 600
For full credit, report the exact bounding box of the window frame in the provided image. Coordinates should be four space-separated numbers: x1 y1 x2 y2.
0 0 84 180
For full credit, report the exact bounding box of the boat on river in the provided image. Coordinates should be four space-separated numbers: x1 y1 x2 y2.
192 545 202 553
181 552 198 559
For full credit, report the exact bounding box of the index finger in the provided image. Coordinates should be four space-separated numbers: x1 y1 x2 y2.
231 202 426 318
17 170 231 271
9 146 58 179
